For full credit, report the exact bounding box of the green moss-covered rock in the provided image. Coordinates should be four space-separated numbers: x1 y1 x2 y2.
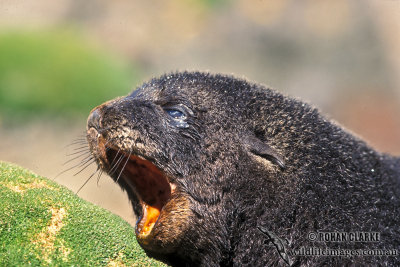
0 161 167 266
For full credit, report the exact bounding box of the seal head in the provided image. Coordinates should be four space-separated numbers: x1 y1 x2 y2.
86 72 285 264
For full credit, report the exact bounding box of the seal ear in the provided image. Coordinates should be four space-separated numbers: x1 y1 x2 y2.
244 135 286 169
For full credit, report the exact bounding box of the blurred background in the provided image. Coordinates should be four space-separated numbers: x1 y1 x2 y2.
0 0 399 225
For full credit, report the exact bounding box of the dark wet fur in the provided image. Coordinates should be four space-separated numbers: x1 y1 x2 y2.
88 72 400 266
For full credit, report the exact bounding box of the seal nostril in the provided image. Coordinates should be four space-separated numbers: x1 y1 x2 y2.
88 108 102 129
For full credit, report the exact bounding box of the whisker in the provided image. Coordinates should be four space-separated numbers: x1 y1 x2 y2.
63 152 92 166
65 148 90 156
93 145 114 186
87 165 100 181
69 145 90 151
66 149 90 157
109 147 122 168
96 169 104 186
116 150 131 183
64 136 88 148
103 138 115 148
75 155 95 167
54 156 94 179
76 166 100 194
56 134 116 184
66 141 87 147
73 158 96 176
70 138 87 143
68 142 88 147
109 152 125 176
72 145 91 151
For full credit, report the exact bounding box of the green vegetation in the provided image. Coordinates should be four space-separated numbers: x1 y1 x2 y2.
0 161 167 266
197 0 229 8
0 30 139 120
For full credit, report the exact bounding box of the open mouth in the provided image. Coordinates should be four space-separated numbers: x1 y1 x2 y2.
105 148 173 237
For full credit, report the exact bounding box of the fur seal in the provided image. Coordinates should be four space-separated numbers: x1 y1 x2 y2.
86 72 400 266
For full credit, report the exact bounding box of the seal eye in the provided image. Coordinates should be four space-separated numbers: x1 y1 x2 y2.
165 109 185 120
164 107 189 128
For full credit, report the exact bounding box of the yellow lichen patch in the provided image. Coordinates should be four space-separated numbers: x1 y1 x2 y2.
0 178 55 194
107 252 127 267
33 207 71 264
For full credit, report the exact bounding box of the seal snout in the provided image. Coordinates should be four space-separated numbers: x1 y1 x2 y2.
87 107 102 130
